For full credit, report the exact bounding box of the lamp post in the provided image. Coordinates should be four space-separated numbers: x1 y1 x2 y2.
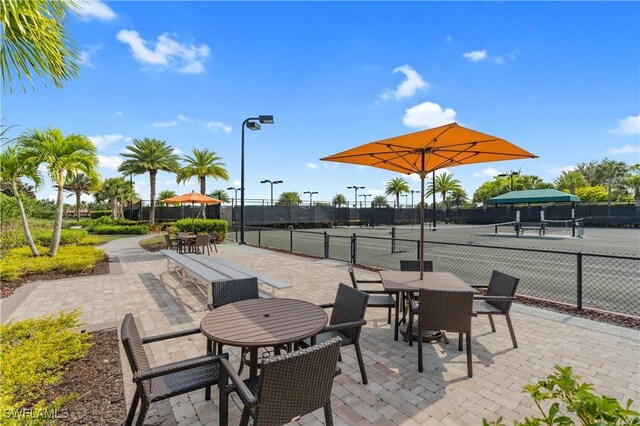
303 191 318 206
226 186 239 223
498 171 520 191
128 174 133 220
410 190 418 208
359 193 370 208
240 115 274 244
403 194 408 208
260 179 283 206
347 186 365 208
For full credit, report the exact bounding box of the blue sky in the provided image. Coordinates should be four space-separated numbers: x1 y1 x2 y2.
6 1 640 206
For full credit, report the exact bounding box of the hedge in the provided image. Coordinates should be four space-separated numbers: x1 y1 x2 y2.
175 219 228 237
89 210 111 219
91 225 149 235
1 229 88 252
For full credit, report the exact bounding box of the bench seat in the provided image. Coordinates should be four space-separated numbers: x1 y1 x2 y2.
161 250 229 303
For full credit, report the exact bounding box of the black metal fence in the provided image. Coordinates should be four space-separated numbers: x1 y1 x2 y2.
230 226 640 317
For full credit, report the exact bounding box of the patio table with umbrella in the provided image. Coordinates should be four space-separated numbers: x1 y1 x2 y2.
161 191 222 233
321 122 537 279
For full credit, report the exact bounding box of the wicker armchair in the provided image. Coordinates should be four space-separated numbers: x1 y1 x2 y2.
348 264 398 338
400 260 434 345
121 313 226 426
209 231 219 253
299 283 369 384
193 234 211 255
472 270 520 348
219 337 342 426
413 288 475 377
163 234 181 252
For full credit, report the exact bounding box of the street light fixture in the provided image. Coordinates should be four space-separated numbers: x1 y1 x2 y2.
260 179 283 206
498 171 520 191
303 191 318 206
240 115 274 244
359 193 370 208
410 190 418 208
347 186 365 208
226 186 239 227
403 194 408 208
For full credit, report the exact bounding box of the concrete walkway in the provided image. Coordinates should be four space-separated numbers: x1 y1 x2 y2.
3 236 639 425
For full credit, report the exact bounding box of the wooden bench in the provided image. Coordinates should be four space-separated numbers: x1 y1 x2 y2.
161 250 229 304
515 222 546 237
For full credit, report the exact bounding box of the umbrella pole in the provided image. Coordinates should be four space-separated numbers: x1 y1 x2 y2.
420 152 425 280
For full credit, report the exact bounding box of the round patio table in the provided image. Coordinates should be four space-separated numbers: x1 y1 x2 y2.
200 298 328 378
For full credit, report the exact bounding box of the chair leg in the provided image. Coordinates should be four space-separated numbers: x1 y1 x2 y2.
219 368 229 426
324 403 334 426
466 331 473 378
407 306 414 346
488 314 496 332
388 307 391 324
505 314 518 348
124 388 140 426
458 333 463 351
353 343 368 385
441 331 450 345
213 242 218 253
418 331 423 372
239 407 251 426
205 385 211 401
394 294 400 341
134 399 149 426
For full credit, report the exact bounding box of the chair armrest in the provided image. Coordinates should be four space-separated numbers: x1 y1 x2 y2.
356 279 383 284
474 295 515 301
319 303 334 309
470 285 489 289
362 289 393 295
142 327 202 343
322 319 367 333
134 353 227 382
409 297 419 312
220 358 258 407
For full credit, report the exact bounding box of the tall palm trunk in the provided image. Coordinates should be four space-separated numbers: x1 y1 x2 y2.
12 181 39 257
149 170 157 225
396 194 400 209
200 176 207 218
50 175 65 256
110 197 118 219
75 190 81 222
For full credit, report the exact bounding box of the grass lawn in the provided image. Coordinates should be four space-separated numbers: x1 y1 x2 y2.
139 235 166 252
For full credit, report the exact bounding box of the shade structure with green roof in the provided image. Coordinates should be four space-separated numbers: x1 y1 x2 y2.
488 189 580 205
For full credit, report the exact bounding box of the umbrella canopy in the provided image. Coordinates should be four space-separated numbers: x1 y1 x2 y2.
321 122 538 278
161 191 221 204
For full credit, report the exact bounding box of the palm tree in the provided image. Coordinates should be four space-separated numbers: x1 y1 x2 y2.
176 148 229 218
427 172 461 213
0 145 42 256
385 177 409 208
595 159 628 206
555 171 586 195
332 194 347 207
18 128 99 255
372 195 389 207
447 188 469 210
94 177 133 219
518 175 546 190
157 189 178 206
62 172 93 221
118 138 180 225
209 189 230 203
277 191 301 206
1 0 80 92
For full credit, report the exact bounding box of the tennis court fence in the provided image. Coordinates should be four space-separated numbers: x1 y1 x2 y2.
228 225 640 317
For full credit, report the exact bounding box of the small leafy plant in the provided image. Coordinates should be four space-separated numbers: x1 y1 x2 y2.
484 365 639 425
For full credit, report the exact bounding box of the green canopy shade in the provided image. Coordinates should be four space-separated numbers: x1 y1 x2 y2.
488 189 580 204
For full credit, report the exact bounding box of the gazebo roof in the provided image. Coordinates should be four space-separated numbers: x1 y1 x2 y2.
487 189 580 204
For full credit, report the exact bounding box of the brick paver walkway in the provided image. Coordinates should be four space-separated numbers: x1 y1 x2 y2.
2 235 639 425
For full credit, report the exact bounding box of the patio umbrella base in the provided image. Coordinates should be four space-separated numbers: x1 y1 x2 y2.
400 323 443 343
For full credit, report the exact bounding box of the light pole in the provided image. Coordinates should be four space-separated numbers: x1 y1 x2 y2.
498 171 520 191
260 179 283 206
403 194 408 208
240 115 274 244
304 191 318 206
226 186 239 223
129 174 133 220
347 186 365 208
410 190 418 208
359 193 370 208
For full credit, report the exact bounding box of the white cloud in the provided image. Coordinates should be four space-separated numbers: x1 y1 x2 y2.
403 102 457 129
98 155 123 170
79 45 102 67
114 111 122 117
173 147 183 155
611 115 640 135
463 49 487 62
445 36 453 43
307 163 319 169
177 114 193 123
153 120 178 128
545 165 576 176
204 121 232 133
473 167 500 178
76 0 117 21
380 65 429 100
232 179 241 187
88 134 124 150
116 30 210 74
408 173 421 182
609 144 640 154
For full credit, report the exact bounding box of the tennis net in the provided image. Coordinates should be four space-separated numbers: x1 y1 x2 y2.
393 221 519 244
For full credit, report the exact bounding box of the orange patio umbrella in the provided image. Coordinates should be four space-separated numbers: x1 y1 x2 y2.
321 122 538 278
161 191 221 228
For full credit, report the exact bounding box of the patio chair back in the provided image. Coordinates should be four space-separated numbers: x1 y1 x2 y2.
253 337 342 425
400 260 434 272
212 277 259 309
486 270 519 313
121 313 152 394
418 288 473 333
329 283 369 343
194 234 210 255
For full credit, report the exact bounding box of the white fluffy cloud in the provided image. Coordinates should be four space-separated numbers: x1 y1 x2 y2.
307 163 319 170
79 45 102 67
98 155 123 170
380 65 429 100
114 111 122 117
76 0 116 21
403 102 457 129
173 147 183 155
232 179 241 187
473 167 500 178
153 120 178 128
116 30 210 74
463 48 519 64
205 121 232 133
611 115 640 135
609 144 640 154
88 134 124 150
463 49 487 62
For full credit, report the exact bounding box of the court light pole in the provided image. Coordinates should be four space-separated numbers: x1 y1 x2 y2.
359 193 370 208
410 190 418 208
347 186 365 208
260 179 283 206
304 191 318 206
403 194 408 208
498 171 520 191
240 115 274 244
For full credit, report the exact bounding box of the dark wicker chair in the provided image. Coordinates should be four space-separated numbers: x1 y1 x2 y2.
400 260 434 343
219 337 342 426
299 283 369 384
413 288 475 377
163 233 181 252
209 231 219 253
120 313 226 426
400 260 434 272
472 270 520 348
193 234 211 255
348 264 398 339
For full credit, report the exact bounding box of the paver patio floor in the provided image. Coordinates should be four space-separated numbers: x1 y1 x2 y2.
2 235 639 425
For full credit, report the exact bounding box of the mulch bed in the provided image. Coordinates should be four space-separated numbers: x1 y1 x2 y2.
45 328 126 425
0 256 111 299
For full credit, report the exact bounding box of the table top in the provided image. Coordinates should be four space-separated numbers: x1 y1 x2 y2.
200 298 328 347
379 271 476 293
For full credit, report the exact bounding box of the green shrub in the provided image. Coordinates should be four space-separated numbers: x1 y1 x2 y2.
91 224 149 235
0 310 92 425
175 219 227 239
78 236 104 245
33 229 88 246
89 210 111 219
0 227 88 252
484 365 639 426
0 245 105 282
